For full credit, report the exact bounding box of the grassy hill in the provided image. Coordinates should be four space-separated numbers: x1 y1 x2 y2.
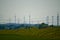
0 27 60 40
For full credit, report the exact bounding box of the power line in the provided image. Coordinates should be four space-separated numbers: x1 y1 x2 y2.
18 18 20 24
29 15 30 25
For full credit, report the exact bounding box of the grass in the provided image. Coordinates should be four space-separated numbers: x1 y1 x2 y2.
0 27 60 40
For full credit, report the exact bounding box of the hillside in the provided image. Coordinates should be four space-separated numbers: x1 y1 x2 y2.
0 27 60 40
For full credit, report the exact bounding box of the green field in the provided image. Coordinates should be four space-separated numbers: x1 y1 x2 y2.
0 27 60 40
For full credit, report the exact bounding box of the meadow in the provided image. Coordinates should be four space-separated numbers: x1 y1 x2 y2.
0 27 60 40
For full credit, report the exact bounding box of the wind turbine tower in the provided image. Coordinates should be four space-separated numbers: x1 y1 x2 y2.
46 16 49 25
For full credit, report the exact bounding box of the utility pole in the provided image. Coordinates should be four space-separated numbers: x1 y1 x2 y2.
57 13 59 26
24 16 26 27
37 20 40 27
29 14 31 28
29 15 30 25
15 14 16 24
52 16 54 25
9 17 11 23
46 16 49 25
0 16 2 24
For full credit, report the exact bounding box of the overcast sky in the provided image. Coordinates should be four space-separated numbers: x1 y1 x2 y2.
0 0 60 25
